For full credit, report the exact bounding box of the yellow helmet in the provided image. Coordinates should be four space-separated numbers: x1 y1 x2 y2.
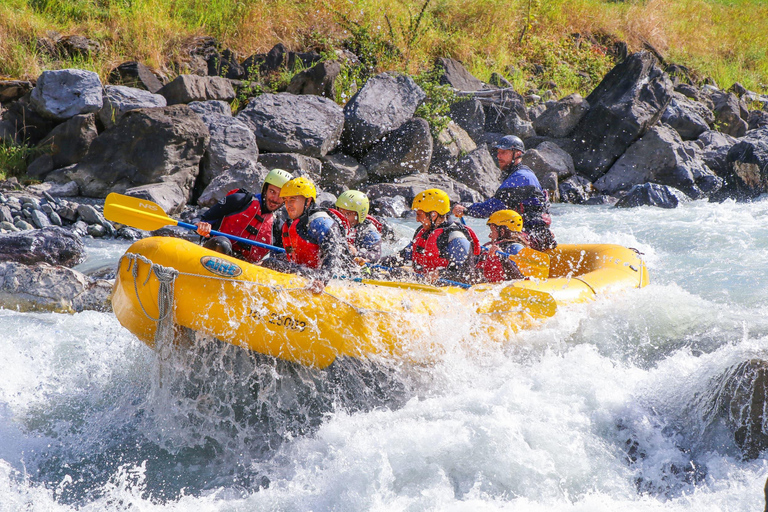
280 176 317 200
335 190 370 223
487 209 523 232
412 188 450 215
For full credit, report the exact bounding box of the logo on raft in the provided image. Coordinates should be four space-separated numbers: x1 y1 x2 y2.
200 256 242 277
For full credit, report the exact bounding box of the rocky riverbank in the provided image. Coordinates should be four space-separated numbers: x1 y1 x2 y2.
1 46 768 312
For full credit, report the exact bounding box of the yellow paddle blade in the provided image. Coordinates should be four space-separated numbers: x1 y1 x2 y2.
476 286 556 317
508 247 550 279
104 193 179 232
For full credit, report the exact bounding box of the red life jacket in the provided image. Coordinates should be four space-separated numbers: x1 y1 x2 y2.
217 193 274 263
328 209 384 246
281 211 333 269
411 223 481 273
476 246 506 283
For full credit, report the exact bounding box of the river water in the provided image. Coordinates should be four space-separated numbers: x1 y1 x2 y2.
2 198 768 511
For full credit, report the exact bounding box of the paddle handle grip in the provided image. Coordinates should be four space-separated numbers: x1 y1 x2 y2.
177 221 286 254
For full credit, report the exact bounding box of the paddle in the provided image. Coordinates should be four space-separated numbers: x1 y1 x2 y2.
104 193 286 254
458 214 549 279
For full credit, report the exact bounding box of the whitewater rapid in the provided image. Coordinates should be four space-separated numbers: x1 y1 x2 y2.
2 199 768 511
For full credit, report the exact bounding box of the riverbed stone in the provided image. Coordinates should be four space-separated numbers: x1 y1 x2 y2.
362 117 433 179
99 85 168 129
614 182 686 208
0 226 85 266
159 74 236 105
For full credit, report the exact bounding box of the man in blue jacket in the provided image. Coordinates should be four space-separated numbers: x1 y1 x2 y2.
452 135 556 250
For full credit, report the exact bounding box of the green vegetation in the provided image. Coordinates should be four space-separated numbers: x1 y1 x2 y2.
0 0 766 97
0 141 35 181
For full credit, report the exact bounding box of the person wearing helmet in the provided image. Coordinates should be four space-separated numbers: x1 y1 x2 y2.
328 190 383 262
451 135 557 251
476 210 530 282
196 168 294 263
261 176 351 294
381 188 481 285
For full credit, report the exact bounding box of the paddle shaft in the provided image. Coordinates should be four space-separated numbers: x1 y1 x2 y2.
177 221 286 254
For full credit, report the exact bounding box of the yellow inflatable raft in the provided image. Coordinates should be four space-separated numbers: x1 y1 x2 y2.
111 237 649 368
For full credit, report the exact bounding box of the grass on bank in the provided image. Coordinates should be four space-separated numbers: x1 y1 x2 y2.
0 0 766 96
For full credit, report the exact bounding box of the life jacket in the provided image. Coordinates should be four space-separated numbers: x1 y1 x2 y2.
328 209 384 246
411 223 481 273
476 241 524 283
217 191 274 263
281 210 334 269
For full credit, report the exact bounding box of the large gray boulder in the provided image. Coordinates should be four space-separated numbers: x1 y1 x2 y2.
595 124 719 199
532 93 589 138
188 100 232 117
0 227 85 266
237 93 343 157
711 126 768 201
71 105 209 202
429 121 477 174
709 90 749 138
364 173 483 204
197 160 270 207
286 60 341 99
341 73 426 155
435 57 486 91
448 144 501 198
0 261 111 312
661 92 714 140
258 153 321 182
0 96 58 145
362 118 433 179
124 182 188 215
30 69 103 121
320 153 368 191
107 61 164 93
99 85 167 129
27 114 98 179
559 175 596 204
449 98 485 142
197 113 259 188
158 74 236 105
522 141 575 181
694 130 738 177
570 52 673 180
614 182 687 208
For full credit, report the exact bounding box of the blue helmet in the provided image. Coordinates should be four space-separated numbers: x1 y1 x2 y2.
494 135 525 152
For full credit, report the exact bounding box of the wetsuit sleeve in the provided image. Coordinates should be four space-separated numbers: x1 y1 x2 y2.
355 222 382 261
307 215 352 282
465 196 507 218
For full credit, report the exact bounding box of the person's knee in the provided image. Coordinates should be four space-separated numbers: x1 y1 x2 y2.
203 236 233 255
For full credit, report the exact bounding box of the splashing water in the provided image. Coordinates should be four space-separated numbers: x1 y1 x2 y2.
2 199 768 511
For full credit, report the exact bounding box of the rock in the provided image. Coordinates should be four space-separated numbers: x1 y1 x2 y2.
197 113 259 188
0 226 85 266
661 92 714 140
30 69 103 121
448 144 501 197
559 175 596 204
87 224 106 237
749 110 768 131
0 96 59 145
237 93 343 157
361 118 433 179
595 124 718 198
124 181 188 215
435 57 487 91
522 141 575 181
26 180 80 198
207 48 245 80
370 195 408 217
99 85 167 129
158 75 236 105
341 73 426 155
29 209 52 229
708 90 749 138
429 121 477 174
695 130 738 177
0 221 18 232
188 100 232 117
56 35 101 59
75 204 107 225
584 195 618 206
532 93 589 138
503 113 536 139
257 153 321 182
320 153 368 191
364 173 483 204
489 73 512 89
0 261 111 312
484 91 529 133
0 80 33 104
28 114 98 179
247 43 322 75
449 98 485 142
286 60 341 99
570 52 673 180
711 126 768 201
0 205 12 223
108 61 164 93
14 220 34 231
71 105 209 200
197 160 269 207
614 182 686 208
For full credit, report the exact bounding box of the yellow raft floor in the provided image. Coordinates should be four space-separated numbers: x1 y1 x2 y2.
112 237 649 368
